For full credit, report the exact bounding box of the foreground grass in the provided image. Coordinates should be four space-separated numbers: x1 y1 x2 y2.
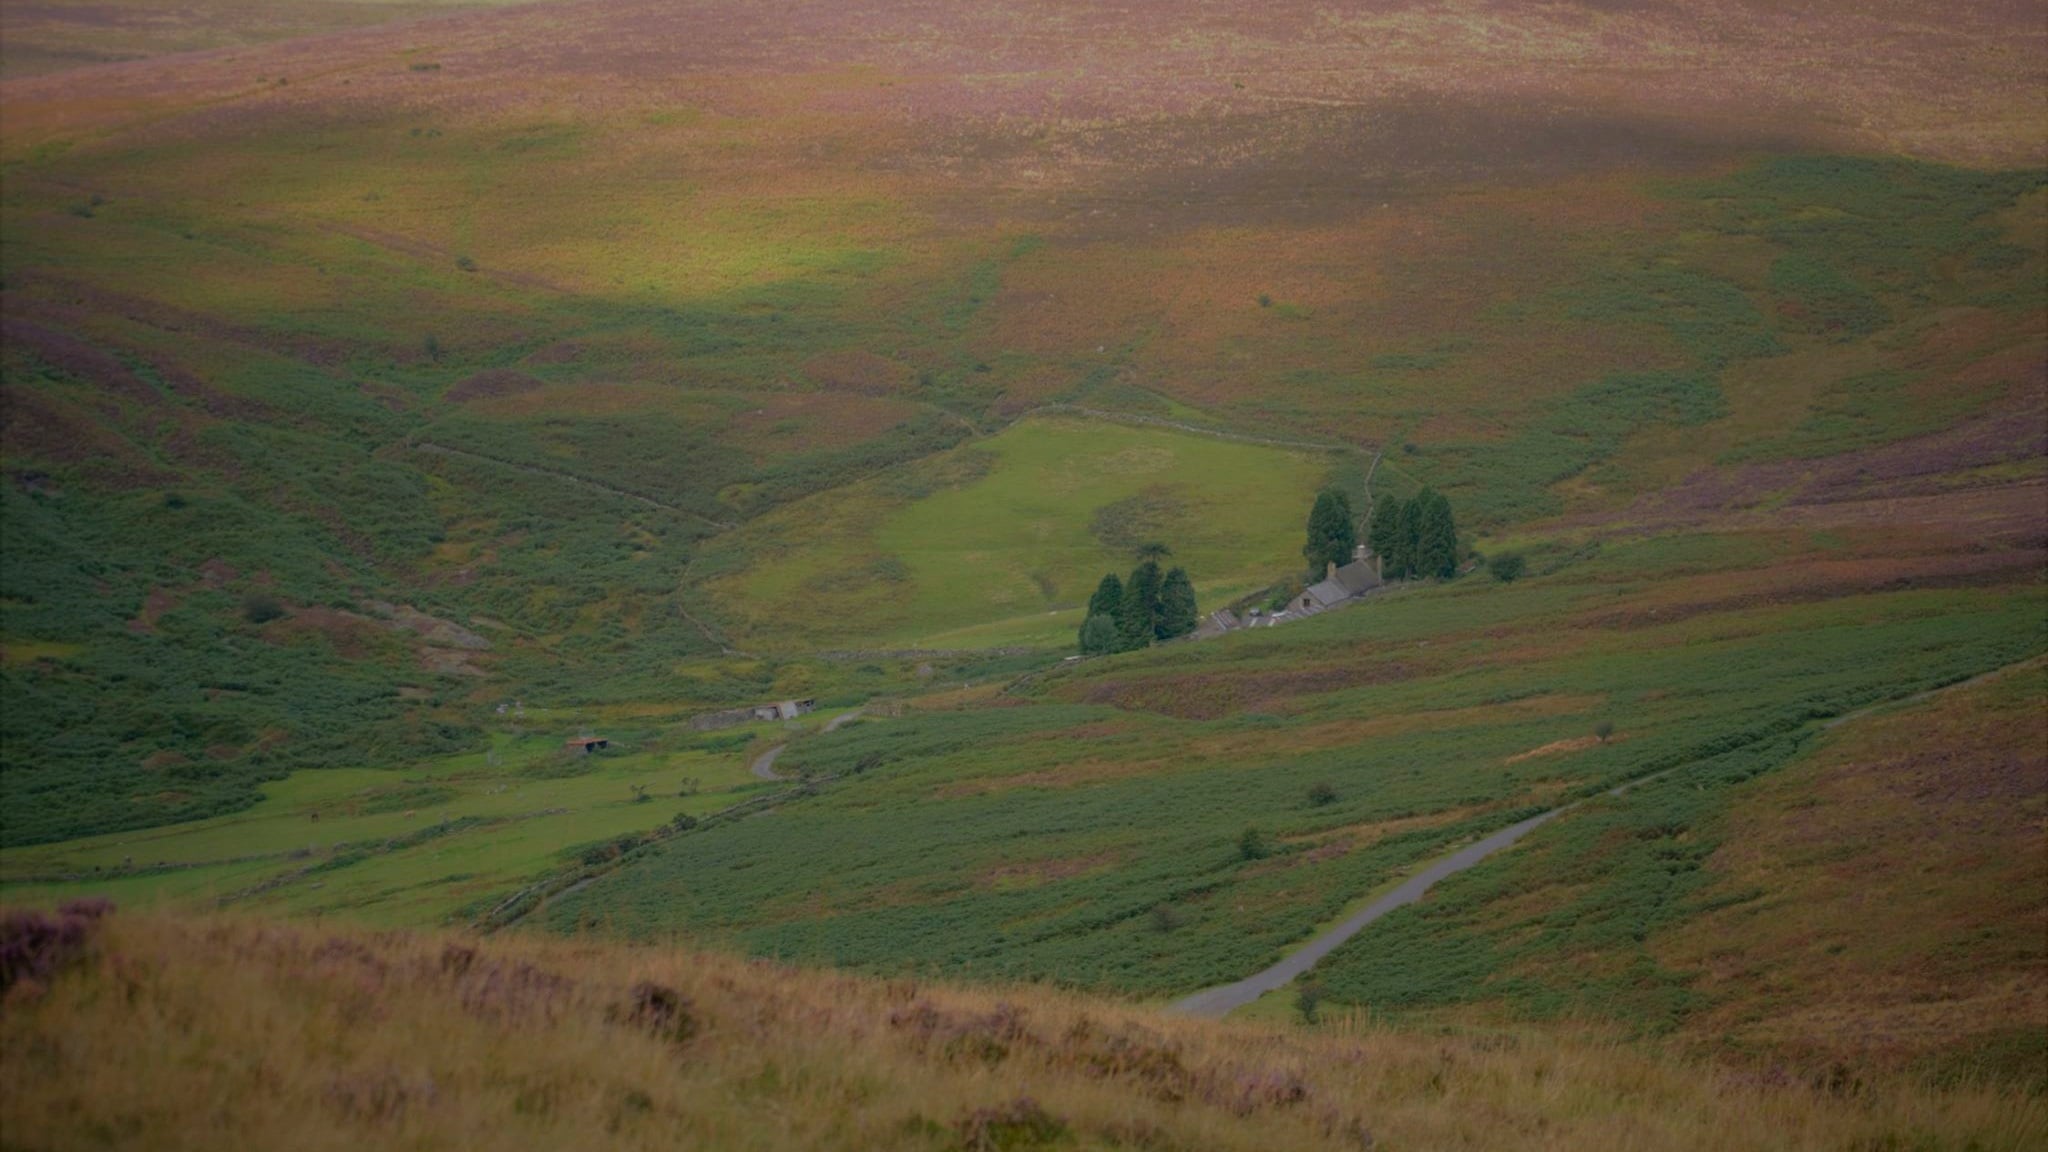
3 908 2042 1151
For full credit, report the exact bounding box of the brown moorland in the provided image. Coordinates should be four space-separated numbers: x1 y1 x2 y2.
2 907 2042 1151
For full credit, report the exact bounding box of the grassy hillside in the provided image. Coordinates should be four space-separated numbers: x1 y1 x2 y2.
1 1 2044 1136
4 907 2041 1151
544 513 2045 1020
3 0 2041 851
697 416 1336 650
1659 664 2048 1084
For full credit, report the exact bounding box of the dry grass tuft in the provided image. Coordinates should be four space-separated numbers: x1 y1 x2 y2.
2 908 2043 1150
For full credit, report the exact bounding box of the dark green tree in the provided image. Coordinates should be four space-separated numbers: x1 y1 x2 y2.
1302 489 1357 573
1414 487 1458 579
1157 567 1199 640
1117 560 1164 651
1078 614 1118 655
1086 572 1124 621
1366 497 1402 572
1394 496 1425 579
1489 553 1526 583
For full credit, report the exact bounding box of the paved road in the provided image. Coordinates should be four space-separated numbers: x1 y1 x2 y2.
749 744 787 781
1168 764 1681 1018
1168 661 2040 1018
749 708 867 781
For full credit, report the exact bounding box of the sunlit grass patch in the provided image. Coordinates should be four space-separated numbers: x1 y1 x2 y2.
699 416 1332 649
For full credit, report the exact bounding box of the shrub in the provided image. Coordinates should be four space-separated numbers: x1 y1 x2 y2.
241 593 286 624
1490 554 1526 583
1 899 112 994
1149 904 1183 934
1078 614 1117 655
609 981 697 1044
1595 720 1615 743
1307 782 1338 807
1238 826 1270 861
953 1097 1067 1151
1295 979 1325 1025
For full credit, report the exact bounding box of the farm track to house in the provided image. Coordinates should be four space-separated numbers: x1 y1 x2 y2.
749 744 788 781
1168 659 2043 1019
750 707 867 781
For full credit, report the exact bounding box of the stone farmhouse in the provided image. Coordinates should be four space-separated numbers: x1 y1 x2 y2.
1196 544 1383 638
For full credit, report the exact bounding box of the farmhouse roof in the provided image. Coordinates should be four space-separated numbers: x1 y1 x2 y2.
1302 559 1379 611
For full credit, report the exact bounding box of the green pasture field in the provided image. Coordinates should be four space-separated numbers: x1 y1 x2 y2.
696 416 1337 650
0 722 782 925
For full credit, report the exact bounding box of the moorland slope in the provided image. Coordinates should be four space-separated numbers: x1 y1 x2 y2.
1 0 2043 1108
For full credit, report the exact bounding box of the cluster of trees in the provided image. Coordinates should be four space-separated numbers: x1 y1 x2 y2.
1367 486 1460 580
1302 490 1358 572
1079 544 1199 653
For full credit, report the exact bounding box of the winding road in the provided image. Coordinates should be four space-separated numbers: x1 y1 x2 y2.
750 708 867 781
1169 662 2037 1018
1169 766 1675 1018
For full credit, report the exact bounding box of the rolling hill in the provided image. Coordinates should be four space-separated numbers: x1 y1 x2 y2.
1 0 2043 1141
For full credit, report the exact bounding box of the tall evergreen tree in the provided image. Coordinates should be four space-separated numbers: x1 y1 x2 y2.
1086 572 1124 622
1366 497 1402 572
1394 495 1425 579
1302 489 1357 573
1117 560 1164 651
1414 488 1458 579
1157 567 1199 640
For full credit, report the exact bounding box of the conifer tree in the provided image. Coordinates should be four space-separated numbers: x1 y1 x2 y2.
1086 573 1124 622
1414 488 1459 579
1117 560 1164 651
1367 497 1402 572
1302 489 1356 573
1157 567 1199 640
1078 614 1118 654
1394 495 1425 579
